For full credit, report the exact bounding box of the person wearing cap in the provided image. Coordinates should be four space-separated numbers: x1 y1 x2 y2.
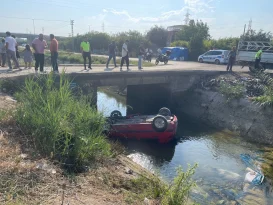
255 49 262 69
120 40 129 71
5 31 20 70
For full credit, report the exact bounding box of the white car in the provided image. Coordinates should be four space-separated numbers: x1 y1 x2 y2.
198 50 229 64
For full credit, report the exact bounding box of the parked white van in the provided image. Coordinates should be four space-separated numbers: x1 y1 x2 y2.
198 50 229 64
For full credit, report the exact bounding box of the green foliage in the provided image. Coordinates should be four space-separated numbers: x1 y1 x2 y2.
204 37 239 51
174 20 209 60
170 40 189 48
189 33 206 61
242 29 272 41
161 164 197 205
0 79 23 94
129 164 197 205
252 72 273 106
219 81 245 102
175 20 210 42
15 73 111 168
146 25 168 48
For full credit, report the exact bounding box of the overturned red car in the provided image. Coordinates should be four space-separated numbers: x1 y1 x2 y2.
104 108 178 143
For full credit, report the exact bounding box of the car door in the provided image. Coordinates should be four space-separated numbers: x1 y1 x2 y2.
209 51 219 63
202 51 213 62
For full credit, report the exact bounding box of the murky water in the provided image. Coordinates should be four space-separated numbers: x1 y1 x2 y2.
97 87 273 204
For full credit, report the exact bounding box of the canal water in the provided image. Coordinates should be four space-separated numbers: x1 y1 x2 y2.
97 88 272 204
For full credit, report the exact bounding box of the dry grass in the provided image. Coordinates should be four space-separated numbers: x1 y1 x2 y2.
0 94 154 205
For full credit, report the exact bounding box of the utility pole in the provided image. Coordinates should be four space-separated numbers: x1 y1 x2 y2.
32 19 35 34
70 20 74 51
70 20 74 37
247 18 252 34
184 9 190 25
102 22 105 32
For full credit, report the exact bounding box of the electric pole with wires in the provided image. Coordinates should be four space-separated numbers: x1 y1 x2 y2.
70 20 74 51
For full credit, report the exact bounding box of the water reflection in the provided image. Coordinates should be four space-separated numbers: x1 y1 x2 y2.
97 88 126 117
97 88 272 204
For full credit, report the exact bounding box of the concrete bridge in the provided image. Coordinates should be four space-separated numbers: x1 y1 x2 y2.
70 70 223 114
3 65 226 114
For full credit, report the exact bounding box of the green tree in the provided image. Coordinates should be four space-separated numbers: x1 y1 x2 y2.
204 37 239 51
189 33 206 60
242 29 272 41
175 20 210 42
114 30 149 57
170 40 189 48
146 25 168 48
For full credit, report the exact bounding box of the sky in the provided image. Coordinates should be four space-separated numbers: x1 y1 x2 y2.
2 0 273 39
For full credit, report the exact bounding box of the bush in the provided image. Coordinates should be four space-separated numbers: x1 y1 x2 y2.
15 73 111 170
161 165 197 205
219 81 245 102
129 164 197 204
170 40 189 48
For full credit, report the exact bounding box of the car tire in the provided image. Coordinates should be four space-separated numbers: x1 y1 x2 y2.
199 58 203 63
215 59 220 65
158 107 171 116
110 110 122 118
152 115 168 132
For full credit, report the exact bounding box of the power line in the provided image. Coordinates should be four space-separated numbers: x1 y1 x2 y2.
0 15 68 22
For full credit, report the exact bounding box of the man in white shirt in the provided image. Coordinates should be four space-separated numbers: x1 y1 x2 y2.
5 31 20 70
120 40 129 71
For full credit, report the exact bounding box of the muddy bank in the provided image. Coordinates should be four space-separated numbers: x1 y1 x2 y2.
173 77 273 145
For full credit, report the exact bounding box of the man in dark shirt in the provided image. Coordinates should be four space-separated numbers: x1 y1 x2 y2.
226 46 236 72
106 41 117 68
138 42 145 70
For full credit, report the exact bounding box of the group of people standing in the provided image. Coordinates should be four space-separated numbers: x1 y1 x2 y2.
105 40 147 71
226 46 263 72
0 31 59 73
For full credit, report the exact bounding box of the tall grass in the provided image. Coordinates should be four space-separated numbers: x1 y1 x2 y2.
128 164 197 205
252 72 273 106
15 72 111 170
218 81 245 102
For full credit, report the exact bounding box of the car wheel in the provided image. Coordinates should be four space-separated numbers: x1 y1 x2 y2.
158 107 171 116
215 59 220 65
164 60 168 64
199 58 203 63
152 115 168 132
110 110 122 118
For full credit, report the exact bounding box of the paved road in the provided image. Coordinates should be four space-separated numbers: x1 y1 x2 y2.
0 60 271 79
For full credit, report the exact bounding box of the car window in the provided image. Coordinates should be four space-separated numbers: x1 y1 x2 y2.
224 51 229 56
212 51 222 55
205 51 213 55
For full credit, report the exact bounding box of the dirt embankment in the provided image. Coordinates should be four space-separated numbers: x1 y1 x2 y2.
173 73 273 145
0 93 158 205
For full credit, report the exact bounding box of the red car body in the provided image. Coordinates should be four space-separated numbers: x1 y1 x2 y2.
107 114 178 143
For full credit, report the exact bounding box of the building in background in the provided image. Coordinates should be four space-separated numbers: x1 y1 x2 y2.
166 25 185 46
